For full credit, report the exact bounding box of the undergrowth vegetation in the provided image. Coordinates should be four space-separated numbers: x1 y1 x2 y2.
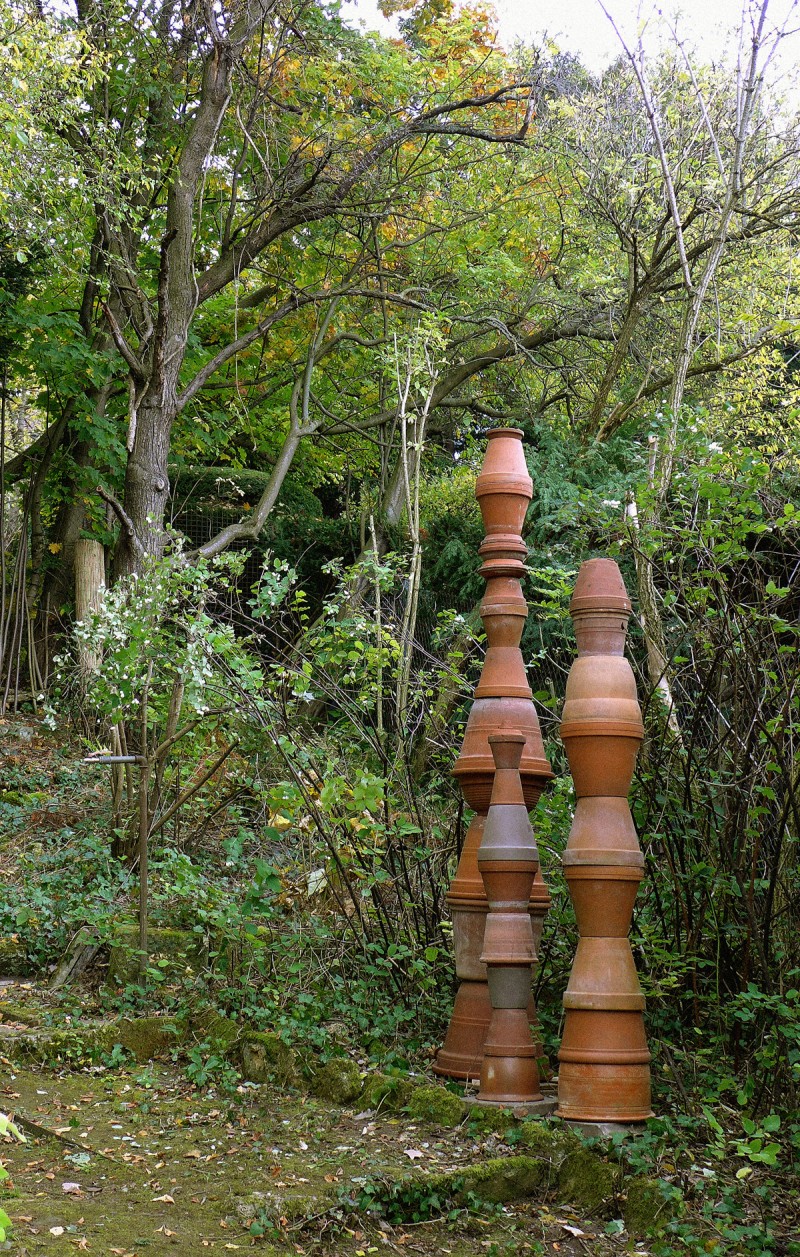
1 433 800 1254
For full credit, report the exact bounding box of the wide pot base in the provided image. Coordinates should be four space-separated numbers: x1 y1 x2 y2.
556 1061 653 1123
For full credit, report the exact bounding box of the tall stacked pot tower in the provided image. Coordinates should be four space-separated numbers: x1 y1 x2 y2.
434 428 553 1083
557 558 653 1123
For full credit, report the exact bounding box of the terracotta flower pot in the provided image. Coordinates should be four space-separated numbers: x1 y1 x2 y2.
556 1062 652 1122
569 558 632 657
563 796 644 866
569 558 631 615
447 813 487 904
557 559 652 1124
451 904 490 981
475 427 532 542
560 726 641 797
481 910 537 966
479 1007 542 1106
453 698 552 811
565 866 643 937
562 937 645 1011
558 1009 651 1064
480 865 539 911
475 648 533 699
561 654 642 720
481 574 528 616
433 981 493 1080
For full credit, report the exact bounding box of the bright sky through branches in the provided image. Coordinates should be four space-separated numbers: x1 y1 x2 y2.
341 0 800 83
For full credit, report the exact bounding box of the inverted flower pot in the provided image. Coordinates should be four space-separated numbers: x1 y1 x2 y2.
565 865 643 937
562 937 645 1011
481 911 537 966
475 427 533 541
475 647 533 699
453 696 552 812
562 653 642 710
569 558 632 657
569 557 632 615
556 1062 652 1122
563 796 644 866
480 575 528 617
558 1008 651 1064
479 1006 541 1106
560 724 642 797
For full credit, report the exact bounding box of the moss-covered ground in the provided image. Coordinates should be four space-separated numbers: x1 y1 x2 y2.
1 1048 627 1257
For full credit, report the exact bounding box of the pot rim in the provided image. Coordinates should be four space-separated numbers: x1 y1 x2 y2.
559 719 643 738
563 849 644 867
563 993 646 1010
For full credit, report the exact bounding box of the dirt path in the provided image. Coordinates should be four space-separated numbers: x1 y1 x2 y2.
1 1058 626 1257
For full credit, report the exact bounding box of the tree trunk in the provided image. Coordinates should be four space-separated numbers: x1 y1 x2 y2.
74 539 106 675
116 396 174 577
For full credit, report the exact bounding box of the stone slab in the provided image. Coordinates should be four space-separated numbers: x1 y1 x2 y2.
469 1096 558 1117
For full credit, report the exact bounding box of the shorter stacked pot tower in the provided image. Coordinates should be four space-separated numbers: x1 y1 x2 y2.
474 730 546 1108
556 559 653 1123
434 428 553 1084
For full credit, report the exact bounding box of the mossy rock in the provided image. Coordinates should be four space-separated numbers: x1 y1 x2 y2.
407 1084 464 1128
236 1184 337 1229
114 1016 181 1061
358 1071 417 1113
518 1121 579 1161
107 927 203 986
0 938 32 978
451 1154 550 1203
310 1057 362 1105
239 1031 298 1086
556 1148 616 1213
189 1009 239 1049
358 1071 399 1111
467 1105 520 1137
0 999 42 1027
3 1024 113 1064
623 1175 672 1237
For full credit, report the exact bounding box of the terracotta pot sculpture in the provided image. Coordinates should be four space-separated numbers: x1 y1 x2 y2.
433 428 553 1082
557 558 653 1124
475 732 544 1107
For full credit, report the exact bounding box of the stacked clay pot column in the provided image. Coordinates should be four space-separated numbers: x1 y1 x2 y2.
434 429 553 1082
475 732 543 1107
557 559 653 1123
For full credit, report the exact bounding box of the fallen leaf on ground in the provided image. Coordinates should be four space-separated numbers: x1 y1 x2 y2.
152 1193 175 1203
403 1149 423 1160
50 1227 65 1236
